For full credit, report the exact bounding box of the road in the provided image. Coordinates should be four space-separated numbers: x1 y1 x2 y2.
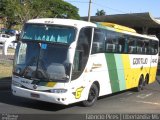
1 82 160 114
0 77 160 120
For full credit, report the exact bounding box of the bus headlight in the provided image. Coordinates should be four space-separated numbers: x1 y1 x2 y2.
50 89 67 93
12 81 22 87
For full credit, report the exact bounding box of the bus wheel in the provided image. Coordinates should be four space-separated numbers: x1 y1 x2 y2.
136 76 144 92
82 84 99 107
144 74 149 86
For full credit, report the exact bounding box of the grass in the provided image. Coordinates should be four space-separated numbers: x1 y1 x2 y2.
8 48 15 53
0 47 15 79
0 61 13 79
0 48 15 54
0 41 15 79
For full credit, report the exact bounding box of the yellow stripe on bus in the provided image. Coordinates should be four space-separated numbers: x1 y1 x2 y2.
149 67 157 83
46 82 57 87
122 54 132 89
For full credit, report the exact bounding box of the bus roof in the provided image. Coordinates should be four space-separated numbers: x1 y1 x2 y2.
98 22 137 33
96 22 159 41
26 18 158 41
27 18 96 29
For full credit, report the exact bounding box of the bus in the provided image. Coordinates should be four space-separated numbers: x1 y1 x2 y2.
11 18 159 106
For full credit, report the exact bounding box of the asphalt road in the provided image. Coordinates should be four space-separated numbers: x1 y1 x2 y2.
0 77 160 120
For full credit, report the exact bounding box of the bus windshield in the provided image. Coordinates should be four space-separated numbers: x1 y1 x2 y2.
21 24 76 44
13 41 71 82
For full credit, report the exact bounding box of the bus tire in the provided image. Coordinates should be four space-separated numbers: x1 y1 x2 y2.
82 84 99 107
135 75 144 92
144 74 149 86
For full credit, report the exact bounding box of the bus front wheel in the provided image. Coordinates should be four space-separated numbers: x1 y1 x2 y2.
82 84 99 107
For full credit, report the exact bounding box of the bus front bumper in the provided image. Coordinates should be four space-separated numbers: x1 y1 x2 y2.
11 85 71 105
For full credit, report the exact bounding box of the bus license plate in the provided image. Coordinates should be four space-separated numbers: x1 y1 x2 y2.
31 93 40 98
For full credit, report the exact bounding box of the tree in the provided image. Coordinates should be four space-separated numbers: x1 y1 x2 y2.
47 0 80 19
0 0 80 29
0 0 8 27
95 9 106 16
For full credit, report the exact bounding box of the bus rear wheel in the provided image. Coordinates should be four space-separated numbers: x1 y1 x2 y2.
82 84 99 107
136 76 144 92
144 74 149 86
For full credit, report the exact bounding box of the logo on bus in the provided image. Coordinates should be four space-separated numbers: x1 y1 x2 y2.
74 87 84 99
133 58 148 65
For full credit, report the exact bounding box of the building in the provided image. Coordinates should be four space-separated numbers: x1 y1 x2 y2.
81 12 160 42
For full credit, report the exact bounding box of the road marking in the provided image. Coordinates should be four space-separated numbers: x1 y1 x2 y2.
137 93 153 99
136 100 160 106
126 93 133 96
119 98 125 101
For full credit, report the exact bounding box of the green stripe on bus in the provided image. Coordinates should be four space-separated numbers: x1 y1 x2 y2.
114 54 126 90
105 53 120 93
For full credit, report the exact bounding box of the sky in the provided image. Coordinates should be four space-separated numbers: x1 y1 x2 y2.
64 0 160 18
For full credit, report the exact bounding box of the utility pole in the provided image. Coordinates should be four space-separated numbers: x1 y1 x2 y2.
88 0 92 22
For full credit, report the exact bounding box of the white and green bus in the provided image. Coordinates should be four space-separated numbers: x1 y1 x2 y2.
12 18 159 106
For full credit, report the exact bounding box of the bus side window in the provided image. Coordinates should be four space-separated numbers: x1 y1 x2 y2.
136 39 144 54
105 31 118 53
150 40 158 55
127 37 136 54
142 40 149 54
105 43 116 52
91 29 105 54
118 37 126 53
72 27 92 80
154 42 158 54
129 46 136 53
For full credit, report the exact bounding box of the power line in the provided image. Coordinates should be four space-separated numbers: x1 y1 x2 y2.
65 0 128 14
91 2 154 22
65 0 155 21
92 2 127 15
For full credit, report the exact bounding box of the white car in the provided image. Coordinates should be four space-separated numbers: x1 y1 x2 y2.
0 33 17 49
0 34 11 44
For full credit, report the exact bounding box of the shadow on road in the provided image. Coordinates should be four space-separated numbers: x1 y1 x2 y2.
0 90 81 112
0 77 12 90
0 76 160 112
0 77 81 112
